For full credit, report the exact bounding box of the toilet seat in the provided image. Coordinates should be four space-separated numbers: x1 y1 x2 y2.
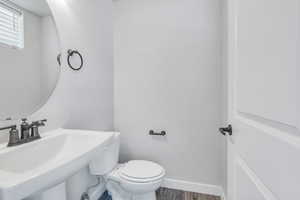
105 160 165 200
119 160 165 183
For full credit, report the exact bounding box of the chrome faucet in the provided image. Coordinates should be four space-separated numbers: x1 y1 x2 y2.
0 119 47 147
20 118 30 140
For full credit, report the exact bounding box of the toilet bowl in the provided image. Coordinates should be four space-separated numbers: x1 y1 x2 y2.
89 133 165 200
106 160 165 200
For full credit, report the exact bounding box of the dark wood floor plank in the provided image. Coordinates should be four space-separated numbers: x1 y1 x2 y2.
157 188 221 200
156 187 184 200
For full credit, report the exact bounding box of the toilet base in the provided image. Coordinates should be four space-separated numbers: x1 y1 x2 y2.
106 181 156 200
131 192 156 200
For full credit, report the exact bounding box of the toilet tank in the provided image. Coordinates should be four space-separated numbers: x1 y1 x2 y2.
89 132 120 175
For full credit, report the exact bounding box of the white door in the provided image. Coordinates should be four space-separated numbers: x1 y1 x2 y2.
225 0 300 200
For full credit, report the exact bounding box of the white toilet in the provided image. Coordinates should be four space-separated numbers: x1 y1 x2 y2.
89 133 165 200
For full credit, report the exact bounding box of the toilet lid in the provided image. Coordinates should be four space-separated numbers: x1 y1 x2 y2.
120 160 165 181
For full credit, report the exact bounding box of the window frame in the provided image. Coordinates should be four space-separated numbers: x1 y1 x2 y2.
0 0 24 49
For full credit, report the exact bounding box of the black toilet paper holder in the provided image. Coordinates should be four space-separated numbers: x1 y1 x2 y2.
149 130 166 136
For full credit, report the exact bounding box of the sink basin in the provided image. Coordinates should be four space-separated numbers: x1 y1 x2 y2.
0 129 115 200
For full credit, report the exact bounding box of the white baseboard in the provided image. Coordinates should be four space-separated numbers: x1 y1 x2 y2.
162 178 225 198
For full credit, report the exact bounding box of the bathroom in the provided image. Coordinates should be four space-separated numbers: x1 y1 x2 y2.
0 0 298 200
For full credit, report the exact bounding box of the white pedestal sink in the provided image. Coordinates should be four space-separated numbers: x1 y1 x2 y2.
0 129 115 200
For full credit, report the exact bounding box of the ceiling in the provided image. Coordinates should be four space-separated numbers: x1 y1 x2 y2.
10 0 51 17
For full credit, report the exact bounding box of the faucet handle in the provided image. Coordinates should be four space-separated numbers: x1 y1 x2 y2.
0 125 20 147
30 119 47 139
0 125 17 131
8 126 20 147
21 118 28 124
40 119 47 123
33 119 47 126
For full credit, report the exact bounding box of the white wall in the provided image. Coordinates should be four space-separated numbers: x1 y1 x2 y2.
47 0 114 131
114 0 223 187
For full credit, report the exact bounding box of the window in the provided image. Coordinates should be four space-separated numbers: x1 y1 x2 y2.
0 0 23 49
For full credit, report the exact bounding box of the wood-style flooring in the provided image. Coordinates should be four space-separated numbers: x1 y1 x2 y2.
156 188 221 200
99 187 221 200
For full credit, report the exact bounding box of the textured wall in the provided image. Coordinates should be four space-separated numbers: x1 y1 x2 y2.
114 0 223 186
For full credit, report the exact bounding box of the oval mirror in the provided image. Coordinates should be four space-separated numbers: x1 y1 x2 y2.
0 0 61 120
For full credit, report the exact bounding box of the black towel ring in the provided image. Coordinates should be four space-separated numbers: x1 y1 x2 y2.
67 49 83 71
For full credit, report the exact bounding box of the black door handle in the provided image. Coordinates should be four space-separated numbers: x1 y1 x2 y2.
219 125 232 136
